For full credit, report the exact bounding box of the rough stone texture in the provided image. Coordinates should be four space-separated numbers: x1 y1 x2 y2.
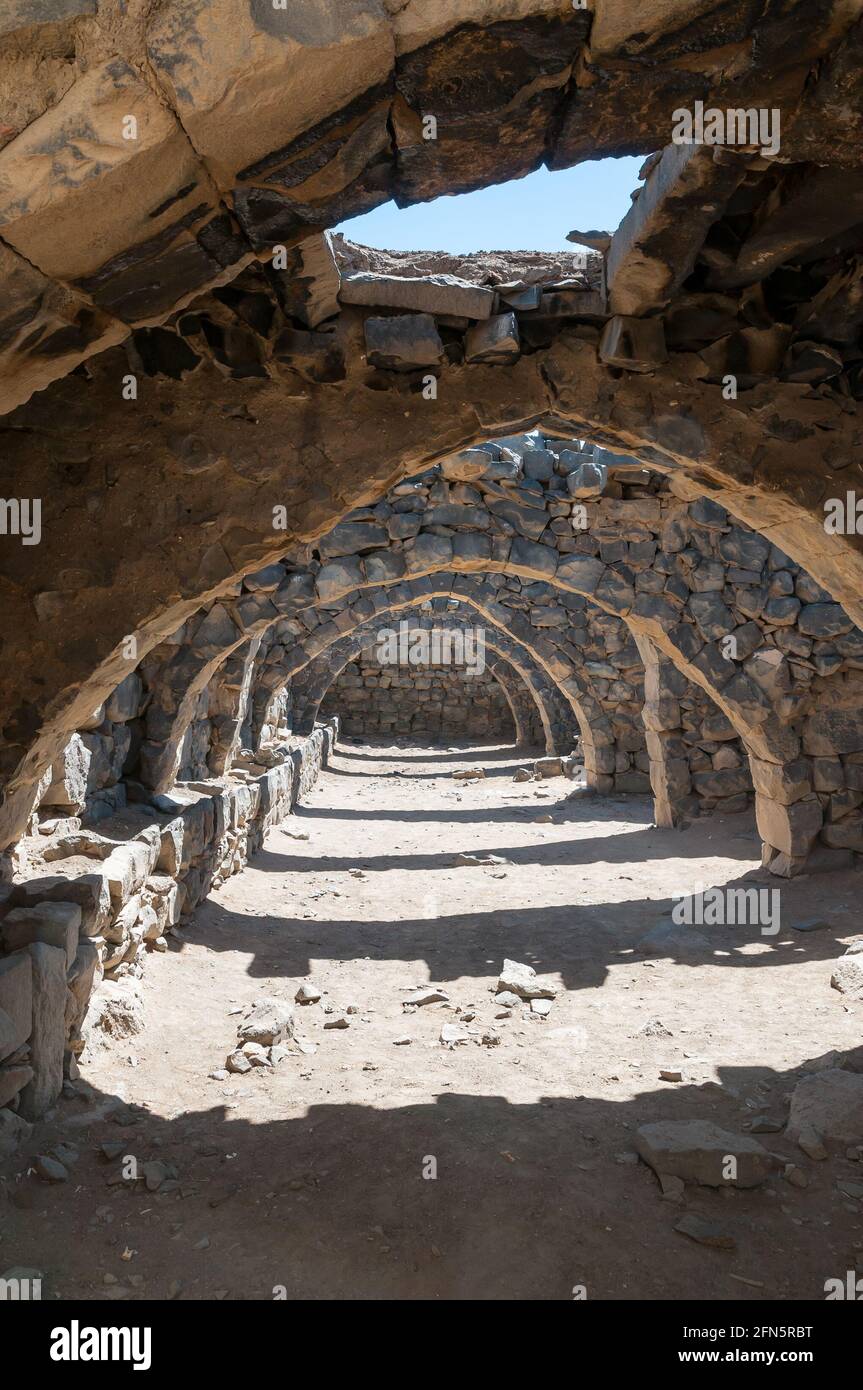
786 1068 863 1146
18 941 66 1121
321 647 520 744
635 1120 773 1188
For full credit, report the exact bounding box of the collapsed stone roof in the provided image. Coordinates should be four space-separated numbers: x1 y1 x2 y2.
2 0 863 413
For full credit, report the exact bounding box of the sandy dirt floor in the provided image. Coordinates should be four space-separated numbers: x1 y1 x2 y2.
2 739 863 1301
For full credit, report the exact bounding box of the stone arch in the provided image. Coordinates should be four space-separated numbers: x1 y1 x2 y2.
148 578 610 796
288 611 563 753
248 583 595 752
116 444 863 870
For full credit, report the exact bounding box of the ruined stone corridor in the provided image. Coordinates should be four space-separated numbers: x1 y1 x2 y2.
4 738 863 1302
3 0 863 1334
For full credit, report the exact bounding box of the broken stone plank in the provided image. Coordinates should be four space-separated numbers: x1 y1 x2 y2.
607 142 747 315
341 271 494 320
520 288 606 320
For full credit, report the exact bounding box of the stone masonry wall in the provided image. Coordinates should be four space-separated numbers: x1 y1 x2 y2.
0 721 337 1157
321 652 519 743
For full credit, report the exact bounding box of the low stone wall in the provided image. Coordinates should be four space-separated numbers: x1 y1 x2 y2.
321 655 520 743
0 721 337 1154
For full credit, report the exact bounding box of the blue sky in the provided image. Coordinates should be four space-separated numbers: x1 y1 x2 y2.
336 156 643 252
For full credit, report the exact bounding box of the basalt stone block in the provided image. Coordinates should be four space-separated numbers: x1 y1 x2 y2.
803 710 863 757
364 550 406 584
820 813 863 851
797 603 854 639
486 498 549 542
316 557 365 603
148 0 393 191
554 555 604 598
345 272 494 320
318 522 388 559
40 733 92 812
364 313 444 370
749 757 812 805
0 952 32 1063
635 1119 772 1188
464 311 520 363
688 593 735 641
763 595 801 626
756 794 822 858
595 571 635 616
10 873 111 937
632 594 680 631
507 536 557 579
566 461 607 499
451 532 493 567
393 13 590 205
407 533 453 572
18 942 66 1121
105 672 143 724
522 448 556 481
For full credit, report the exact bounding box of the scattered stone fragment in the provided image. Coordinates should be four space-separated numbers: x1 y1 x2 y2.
792 918 829 932
402 986 449 1006
226 1050 252 1074
241 1041 272 1067
531 998 553 1016
797 1125 828 1160
237 997 294 1046
440 1023 470 1046
784 1164 809 1189
674 1214 736 1250
393 1035 412 1046
34 1153 68 1183
323 1014 350 1029
837 1179 863 1200
659 1173 685 1204
295 983 321 1004
831 954 863 1000
659 1069 682 1082
497 959 558 1001
639 1017 673 1037
750 1116 784 1134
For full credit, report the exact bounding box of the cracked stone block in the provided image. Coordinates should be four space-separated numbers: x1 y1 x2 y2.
599 315 668 372
364 313 444 370
635 1120 773 1188
756 793 822 857
464 311 520 363
344 271 494 319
